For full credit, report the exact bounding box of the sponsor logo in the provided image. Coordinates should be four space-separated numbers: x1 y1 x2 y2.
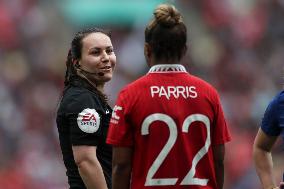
110 105 122 124
77 108 100 133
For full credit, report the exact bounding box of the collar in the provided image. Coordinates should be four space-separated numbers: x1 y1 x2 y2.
148 64 187 74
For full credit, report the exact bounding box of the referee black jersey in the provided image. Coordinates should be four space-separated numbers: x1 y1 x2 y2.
56 76 112 189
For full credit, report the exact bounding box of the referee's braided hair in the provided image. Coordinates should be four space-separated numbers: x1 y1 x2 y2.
64 28 111 104
145 4 187 62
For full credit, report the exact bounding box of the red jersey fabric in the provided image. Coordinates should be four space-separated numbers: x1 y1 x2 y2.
107 64 231 189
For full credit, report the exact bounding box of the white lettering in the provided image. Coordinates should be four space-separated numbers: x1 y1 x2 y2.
110 119 119 124
159 86 169 100
149 86 198 100
168 86 177 98
189 86 197 98
151 86 160 98
112 105 122 120
177 86 186 99
186 86 189 97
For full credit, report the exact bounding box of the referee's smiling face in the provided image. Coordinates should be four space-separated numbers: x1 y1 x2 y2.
79 32 116 84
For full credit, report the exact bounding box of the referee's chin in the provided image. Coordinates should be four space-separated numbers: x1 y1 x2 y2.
99 73 113 83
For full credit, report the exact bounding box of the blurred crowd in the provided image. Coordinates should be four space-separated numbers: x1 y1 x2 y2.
0 0 283 188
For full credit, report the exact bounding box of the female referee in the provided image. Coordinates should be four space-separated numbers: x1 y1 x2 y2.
56 28 116 189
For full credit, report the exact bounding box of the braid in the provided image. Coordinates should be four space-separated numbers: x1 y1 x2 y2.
77 70 109 105
64 49 73 86
93 87 108 105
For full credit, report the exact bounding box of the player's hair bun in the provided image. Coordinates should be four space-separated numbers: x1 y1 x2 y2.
154 4 182 27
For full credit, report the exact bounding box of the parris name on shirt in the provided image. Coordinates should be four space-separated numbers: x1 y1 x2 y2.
150 86 197 99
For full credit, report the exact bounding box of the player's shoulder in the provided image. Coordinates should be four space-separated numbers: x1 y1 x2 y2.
262 90 284 115
119 75 149 95
275 90 284 101
261 91 284 135
189 74 219 94
269 90 284 106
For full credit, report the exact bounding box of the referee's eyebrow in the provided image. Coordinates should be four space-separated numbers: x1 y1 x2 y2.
89 46 113 50
88 46 114 53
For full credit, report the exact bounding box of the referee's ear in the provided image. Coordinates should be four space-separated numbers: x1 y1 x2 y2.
72 59 81 68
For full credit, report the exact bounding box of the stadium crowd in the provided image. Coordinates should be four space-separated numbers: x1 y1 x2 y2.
0 0 283 188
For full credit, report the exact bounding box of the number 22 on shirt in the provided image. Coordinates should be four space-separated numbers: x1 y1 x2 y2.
141 113 210 186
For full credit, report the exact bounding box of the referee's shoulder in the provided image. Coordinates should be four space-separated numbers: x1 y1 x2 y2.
62 86 94 107
64 85 92 98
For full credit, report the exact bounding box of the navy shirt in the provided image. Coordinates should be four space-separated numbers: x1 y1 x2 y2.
261 91 284 140
56 76 112 189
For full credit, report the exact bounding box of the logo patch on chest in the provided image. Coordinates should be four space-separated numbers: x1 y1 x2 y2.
77 108 100 133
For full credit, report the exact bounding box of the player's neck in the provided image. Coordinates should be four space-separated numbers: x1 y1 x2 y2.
151 58 179 66
148 64 187 73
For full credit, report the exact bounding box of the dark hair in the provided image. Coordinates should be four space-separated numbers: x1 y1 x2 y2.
64 27 111 104
145 4 187 62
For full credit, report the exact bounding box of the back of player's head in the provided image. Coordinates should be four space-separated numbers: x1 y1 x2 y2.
145 4 187 62
64 28 111 86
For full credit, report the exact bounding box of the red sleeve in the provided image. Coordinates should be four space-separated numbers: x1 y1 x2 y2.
106 90 134 147
211 91 231 145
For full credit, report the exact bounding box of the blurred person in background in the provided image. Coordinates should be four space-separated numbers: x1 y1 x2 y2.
107 4 231 189
253 91 284 189
56 28 116 189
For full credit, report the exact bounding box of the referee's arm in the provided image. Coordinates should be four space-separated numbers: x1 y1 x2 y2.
73 145 108 189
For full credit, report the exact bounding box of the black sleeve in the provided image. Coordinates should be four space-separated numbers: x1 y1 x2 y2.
65 91 103 146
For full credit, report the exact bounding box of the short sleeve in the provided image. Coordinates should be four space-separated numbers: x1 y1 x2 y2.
66 92 102 146
211 91 231 145
261 97 281 136
106 90 134 147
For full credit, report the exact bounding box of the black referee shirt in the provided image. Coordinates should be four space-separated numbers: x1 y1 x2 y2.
56 77 112 189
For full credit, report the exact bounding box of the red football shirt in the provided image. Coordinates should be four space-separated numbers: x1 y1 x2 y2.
107 64 231 189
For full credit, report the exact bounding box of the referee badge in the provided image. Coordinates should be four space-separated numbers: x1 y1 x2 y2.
77 108 100 133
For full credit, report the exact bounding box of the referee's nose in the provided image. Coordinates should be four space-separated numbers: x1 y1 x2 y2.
101 50 109 63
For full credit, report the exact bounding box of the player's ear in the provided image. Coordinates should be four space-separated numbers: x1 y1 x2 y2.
182 45 187 57
144 43 151 62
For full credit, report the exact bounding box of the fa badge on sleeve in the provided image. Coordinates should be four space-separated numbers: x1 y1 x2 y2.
77 108 100 133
